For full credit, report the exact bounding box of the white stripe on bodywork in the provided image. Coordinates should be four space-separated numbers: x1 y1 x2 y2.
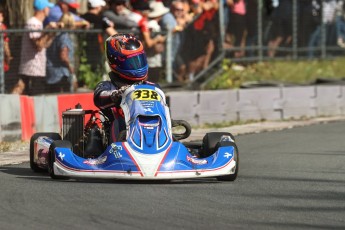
123 142 169 177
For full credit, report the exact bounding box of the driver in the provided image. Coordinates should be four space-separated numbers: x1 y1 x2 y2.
94 33 159 143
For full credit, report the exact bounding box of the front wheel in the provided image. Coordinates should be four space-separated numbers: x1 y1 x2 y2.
216 142 239 181
30 132 61 172
48 140 72 179
201 132 235 158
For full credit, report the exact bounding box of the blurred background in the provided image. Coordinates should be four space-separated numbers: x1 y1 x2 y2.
1 0 345 95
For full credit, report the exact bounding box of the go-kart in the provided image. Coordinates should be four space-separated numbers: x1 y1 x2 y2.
30 83 239 181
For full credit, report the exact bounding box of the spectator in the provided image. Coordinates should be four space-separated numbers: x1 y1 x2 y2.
335 0 345 48
198 0 219 68
11 79 25 95
225 0 247 58
1 8 23 94
162 0 174 8
298 0 321 49
158 0 178 81
159 1 177 32
171 0 193 30
189 0 204 15
126 0 166 50
0 9 12 73
81 0 117 72
102 0 138 31
308 0 338 58
267 0 293 57
147 1 170 82
45 0 90 28
171 0 193 82
245 0 259 57
182 0 219 82
46 13 75 93
18 0 58 96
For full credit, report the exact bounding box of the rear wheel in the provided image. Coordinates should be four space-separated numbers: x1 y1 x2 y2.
48 140 72 179
30 132 61 172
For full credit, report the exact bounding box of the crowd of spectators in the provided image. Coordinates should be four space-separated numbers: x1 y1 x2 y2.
230 0 345 59
2 0 345 95
2 0 222 94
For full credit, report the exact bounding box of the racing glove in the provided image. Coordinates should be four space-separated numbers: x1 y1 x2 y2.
110 85 130 102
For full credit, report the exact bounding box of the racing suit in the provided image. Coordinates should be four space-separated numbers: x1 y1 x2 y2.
93 72 159 143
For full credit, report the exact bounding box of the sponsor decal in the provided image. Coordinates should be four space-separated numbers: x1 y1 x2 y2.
83 156 108 165
143 108 153 113
141 101 154 108
187 155 208 165
224 152 233 159
110 144 123 159
58 152 65 161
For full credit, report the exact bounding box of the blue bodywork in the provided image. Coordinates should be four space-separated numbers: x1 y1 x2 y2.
52 84 237 179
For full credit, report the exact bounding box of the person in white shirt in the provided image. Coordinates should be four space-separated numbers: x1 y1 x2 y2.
18 0 59 95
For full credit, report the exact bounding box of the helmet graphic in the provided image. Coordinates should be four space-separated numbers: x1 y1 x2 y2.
105 33 148 81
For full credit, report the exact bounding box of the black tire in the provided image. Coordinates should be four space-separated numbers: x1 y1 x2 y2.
216 142 239 181
201 132 235 158
30 132 61 172
183 141 202 149
172 119 192 140
48 140 72 179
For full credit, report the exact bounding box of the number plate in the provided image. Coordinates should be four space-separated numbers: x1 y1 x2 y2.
131 89 161 101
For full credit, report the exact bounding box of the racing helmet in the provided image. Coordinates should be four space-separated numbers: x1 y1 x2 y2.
105 33 148 81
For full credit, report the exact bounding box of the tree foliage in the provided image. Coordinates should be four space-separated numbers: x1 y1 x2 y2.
5 0 35 28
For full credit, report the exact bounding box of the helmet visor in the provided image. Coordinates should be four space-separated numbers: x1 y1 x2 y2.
119 52 147 70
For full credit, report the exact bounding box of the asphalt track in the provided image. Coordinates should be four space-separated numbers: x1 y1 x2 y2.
0 121 345 230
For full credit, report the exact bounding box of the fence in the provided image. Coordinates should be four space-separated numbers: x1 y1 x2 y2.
222 0 345 61
1 0 345 95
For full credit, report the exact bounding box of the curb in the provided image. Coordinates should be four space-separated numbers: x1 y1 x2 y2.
0 150 29 166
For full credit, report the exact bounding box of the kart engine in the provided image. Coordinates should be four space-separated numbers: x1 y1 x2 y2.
62 106 105 158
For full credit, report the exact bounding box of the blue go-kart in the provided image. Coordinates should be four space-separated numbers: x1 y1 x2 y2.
30 84 239 181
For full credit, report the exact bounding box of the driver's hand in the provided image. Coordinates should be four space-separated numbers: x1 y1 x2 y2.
110 89 121 101
110 85 130 101
120 85 130 92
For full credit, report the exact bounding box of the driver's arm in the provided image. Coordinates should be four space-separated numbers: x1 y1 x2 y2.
94 81 118 109
94 82 129 109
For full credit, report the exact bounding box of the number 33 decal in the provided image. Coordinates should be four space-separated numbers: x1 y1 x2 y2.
132 89 161 101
